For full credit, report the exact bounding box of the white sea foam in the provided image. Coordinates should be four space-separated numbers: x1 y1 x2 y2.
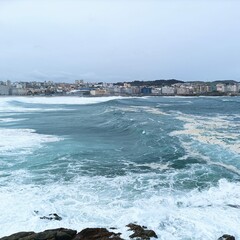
0 175 239 240
221 98 240 102
0 96 128 114
111 106 140 113
138 106 169 115
0 118 26 123
132 162 170 171
170 113 240 155
107 106 168 115
176 140 240 176
156 103 172 107
0 128 63 155
208 161 240 176
0 101 70 113
0 96 127 105
123 106 168 115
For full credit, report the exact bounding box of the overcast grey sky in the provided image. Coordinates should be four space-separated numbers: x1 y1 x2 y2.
0 0 240 82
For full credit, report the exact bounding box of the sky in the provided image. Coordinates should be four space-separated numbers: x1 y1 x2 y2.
0 0 240 83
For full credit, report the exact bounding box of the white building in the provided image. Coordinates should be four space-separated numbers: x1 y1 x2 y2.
11 88 28 95
161 86 175 95
217 83 239 93
151 88 161 95
176 86 190 95
226 84 239 93
0 85 10 95
216 83 226 92
90 89 107 96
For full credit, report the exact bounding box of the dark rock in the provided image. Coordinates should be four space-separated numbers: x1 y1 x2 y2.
227 204 240 209
40 213 62 221
0 232 35 240
36 228 76 240
218 234 235 240
73 228 123 240
126 223 157 240
0 228 77 240
127 223 143 232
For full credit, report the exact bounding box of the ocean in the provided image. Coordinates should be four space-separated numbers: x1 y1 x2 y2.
0 96 239 239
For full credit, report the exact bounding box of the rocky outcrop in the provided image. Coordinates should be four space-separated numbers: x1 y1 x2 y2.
0 228 123 240
0 232 35 240
218 234 235 240
126 223 158 240
0 226 236 240
0 228 77 240
40 213 63 221
73 228 123 240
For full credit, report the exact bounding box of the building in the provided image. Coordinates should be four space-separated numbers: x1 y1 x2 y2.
176 86 191 95
10 88 28 95
216 83 226 93
151 88 161 95
226 84 239 93
90 89 108 96
161 86 175 95
0 85 10 95
141 87 152 95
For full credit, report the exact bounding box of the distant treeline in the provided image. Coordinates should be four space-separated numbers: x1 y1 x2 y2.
114 79 184 87
114 79 239 87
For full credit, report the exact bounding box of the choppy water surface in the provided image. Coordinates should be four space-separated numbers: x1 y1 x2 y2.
0 96 239 239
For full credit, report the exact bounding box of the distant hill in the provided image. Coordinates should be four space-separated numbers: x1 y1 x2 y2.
213 80 238 84
115 79 184 87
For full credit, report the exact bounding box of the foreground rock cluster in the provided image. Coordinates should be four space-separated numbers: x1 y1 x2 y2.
0 224 158 240
0 225 235 240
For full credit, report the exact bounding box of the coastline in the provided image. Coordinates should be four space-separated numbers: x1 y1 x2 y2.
0 225 235 240
0 93 239 98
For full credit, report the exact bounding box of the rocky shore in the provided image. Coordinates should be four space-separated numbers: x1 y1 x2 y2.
0 224 235 240
0 223 158 240
0 213 236 240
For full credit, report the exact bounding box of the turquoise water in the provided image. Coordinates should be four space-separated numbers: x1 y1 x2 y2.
0 96 239 239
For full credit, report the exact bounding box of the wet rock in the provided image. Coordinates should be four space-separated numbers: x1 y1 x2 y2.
0 232 35 240
73 228 123 240
37 228 77 240
40 213 62 221
0 228 77 240
126 223 158 240
218 234 235 240
227 204 240 209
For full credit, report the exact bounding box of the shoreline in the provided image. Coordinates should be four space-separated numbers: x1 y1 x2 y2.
0 225 235 240
0 94 239 98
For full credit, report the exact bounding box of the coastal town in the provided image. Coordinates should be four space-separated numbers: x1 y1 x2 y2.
0 79 239 96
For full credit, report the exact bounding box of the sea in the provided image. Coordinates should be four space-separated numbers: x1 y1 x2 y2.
0 96 239 240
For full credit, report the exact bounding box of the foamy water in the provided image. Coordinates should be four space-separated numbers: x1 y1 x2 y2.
0 174 239 239
0 96 128 105
0 128 62 155
170 113 240 154
0 96 239 239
